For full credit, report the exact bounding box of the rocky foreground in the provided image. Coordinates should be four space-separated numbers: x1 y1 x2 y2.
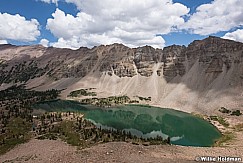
0 136 243 163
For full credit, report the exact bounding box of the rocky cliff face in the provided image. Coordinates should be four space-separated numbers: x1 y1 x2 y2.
187 36 243 71
0 36 242 84
0 36 243 113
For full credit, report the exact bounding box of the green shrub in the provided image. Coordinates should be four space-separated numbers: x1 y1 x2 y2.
219 107 231 114
231 110 242 116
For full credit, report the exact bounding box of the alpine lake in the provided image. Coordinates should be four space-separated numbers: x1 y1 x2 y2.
33 100 221 147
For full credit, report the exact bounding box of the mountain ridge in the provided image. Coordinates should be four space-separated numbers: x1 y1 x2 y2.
0 36 242 114
1 35 242 50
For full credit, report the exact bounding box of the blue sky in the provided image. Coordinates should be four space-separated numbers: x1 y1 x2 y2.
0 0 243 49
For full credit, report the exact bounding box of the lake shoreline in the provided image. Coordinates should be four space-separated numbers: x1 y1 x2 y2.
1 100 242 162
65 98 242 148
33 99 222 147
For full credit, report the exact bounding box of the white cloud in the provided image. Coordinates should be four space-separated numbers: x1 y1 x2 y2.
222 29 243 43
50 37 84 49
0 40 8 44
0 13 40 42
47 0 189 49
39 0 58 5
40 39 49 47
182 0 243 35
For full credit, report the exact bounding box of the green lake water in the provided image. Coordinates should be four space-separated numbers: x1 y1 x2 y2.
33 100 221 147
